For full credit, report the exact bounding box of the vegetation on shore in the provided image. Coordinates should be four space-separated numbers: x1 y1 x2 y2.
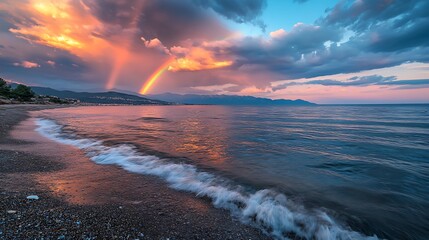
0 78 35 101
0 78 78 104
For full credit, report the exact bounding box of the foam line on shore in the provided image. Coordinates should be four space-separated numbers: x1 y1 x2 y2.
35 118 378 240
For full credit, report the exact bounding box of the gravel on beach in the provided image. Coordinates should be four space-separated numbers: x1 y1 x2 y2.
0 105 270 240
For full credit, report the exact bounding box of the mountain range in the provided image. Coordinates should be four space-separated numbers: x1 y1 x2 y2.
29 86 170 105
26 85 315 106
148 93 315 106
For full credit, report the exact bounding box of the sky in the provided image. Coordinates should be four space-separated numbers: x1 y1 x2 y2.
0 0 428 104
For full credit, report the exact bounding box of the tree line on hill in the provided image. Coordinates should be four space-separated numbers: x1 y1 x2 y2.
0 78 77 104
0 78 35 101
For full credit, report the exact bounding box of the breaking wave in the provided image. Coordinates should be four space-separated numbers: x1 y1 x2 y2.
35 118 378 240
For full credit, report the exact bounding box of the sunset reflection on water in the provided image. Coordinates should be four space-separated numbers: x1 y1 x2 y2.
36 105 233 167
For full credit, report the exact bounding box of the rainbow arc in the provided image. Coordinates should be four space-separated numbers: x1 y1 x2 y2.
139 58 174 95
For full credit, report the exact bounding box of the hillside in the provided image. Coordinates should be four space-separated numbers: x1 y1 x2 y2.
30 87 170 105
148 93 315 106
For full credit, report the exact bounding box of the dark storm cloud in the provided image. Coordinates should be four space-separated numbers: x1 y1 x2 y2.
0 31 91 88
82 0 230 48
315 0 429 54
322 0 429 53
81 0 142 28
193 0 267 30
272 75 429 91
306 0 429 76
287 44 429 79
204 23 342 80
230 23 341 62
320 0 425 32
309 75 397 86
364 15 429 52
1 52 89 81
203 0 429 86
0 8 37 32
137 0 229 46
193 0 266 23
83 0 267 46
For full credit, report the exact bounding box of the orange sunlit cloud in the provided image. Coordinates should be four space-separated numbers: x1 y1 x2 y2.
169 47 233 72
7 0 98 52
139 38 234 72
2 0 428 103
3 0 236 92
3 0 159 91
13 60 40 68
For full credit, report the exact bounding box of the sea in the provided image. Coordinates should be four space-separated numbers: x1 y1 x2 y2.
33 104 429 240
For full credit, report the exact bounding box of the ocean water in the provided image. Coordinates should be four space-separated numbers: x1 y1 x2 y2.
34 105 429 240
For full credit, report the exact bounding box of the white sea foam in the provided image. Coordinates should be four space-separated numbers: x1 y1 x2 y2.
35 118 379 240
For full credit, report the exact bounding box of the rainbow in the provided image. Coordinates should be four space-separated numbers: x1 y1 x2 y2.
104 1 145 90
139 58 173 95
106 49 129 89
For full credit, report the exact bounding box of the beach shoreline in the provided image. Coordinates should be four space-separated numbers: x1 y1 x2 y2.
0 105 268 239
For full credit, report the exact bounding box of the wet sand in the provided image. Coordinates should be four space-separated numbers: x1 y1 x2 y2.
0 105 269 239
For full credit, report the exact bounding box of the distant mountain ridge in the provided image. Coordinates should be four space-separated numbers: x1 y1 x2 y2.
148 93 315 106
30 86 170 105
23 84 315 106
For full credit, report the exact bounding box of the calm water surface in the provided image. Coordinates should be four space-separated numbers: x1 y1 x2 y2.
35 105 429 239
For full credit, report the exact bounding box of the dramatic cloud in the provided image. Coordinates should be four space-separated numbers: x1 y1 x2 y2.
83 0 231 46
307 75 398 86
194 0 266 22
169 46 233 72
272 75 429 91
0 0 428 102
178 0 429 89
193 0 267 30
6 0 99 52
140 37 170 55
321 0 425 32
